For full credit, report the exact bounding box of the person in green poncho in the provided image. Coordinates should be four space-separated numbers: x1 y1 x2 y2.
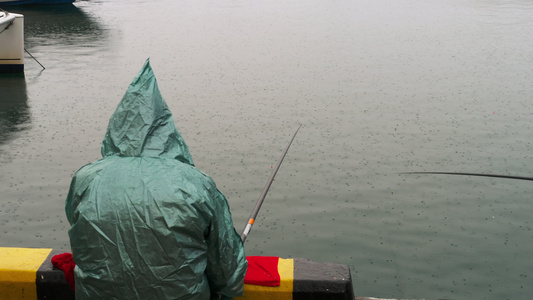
65 59 247 300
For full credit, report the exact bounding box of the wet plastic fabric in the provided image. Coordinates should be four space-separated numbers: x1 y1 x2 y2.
65 59 247 300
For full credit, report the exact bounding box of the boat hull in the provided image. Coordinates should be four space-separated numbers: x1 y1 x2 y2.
0 0 74 5
0 11 24 73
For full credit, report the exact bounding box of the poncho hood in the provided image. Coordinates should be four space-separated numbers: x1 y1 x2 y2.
101 59 194 166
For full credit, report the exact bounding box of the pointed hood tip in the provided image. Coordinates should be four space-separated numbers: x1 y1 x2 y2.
141 58 154 76
101 59 195 166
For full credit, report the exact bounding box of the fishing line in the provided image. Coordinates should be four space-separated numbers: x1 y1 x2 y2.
402 171 533 182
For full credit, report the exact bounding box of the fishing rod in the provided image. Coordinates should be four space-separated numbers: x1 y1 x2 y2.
241 125 301 243
402 171 533 182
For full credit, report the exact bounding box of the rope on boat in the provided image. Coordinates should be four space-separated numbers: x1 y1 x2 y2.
0 22 12 34
0 10 13 35
0 21 13 34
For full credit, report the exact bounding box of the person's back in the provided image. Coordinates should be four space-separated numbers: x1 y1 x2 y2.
65 60 247 300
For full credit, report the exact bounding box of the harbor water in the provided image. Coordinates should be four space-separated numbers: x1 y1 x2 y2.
1 0 532 299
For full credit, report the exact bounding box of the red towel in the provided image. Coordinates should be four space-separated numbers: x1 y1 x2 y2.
244 256 280 287
51 253 281 289
51 253 76 290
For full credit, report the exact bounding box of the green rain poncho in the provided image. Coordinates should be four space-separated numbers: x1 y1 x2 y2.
65 59 247 300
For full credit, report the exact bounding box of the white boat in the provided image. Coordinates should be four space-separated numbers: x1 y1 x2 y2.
0 0 74 5
0 10 24 73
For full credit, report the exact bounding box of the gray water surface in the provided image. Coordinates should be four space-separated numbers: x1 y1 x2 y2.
1 0 532 299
